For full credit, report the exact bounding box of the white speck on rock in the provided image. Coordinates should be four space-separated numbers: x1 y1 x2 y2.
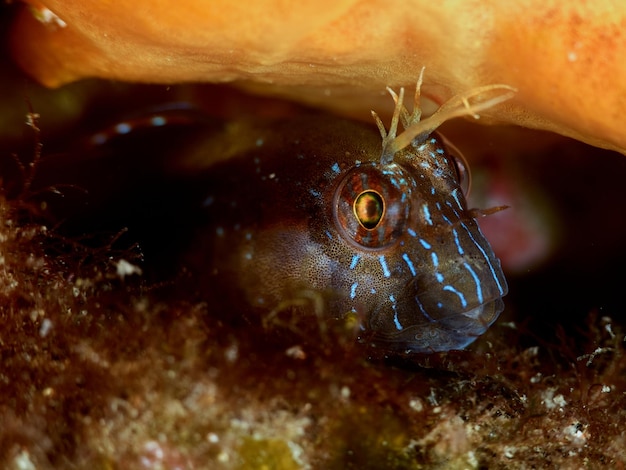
541 388 567 410
39 318 53 337
564 422 588 446
13 450 36 470
116 259 143 279
409 398 423 412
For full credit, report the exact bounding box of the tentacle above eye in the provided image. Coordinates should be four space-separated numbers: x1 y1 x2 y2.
387 66 426 130
372 87 405 164
371 69 517 164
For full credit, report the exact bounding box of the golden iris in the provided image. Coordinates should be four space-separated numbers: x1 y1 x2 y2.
354 191 384 229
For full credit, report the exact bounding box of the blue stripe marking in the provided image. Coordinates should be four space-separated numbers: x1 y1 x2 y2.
379 256 391 278
402 253 416 276
431 252 439 268
416 298 436 321
436 273 444 283
331 162 341 173
452 228 464 255
390 295 403 330
422 204 433 225
450 188 463 209
419 239 431 250
463 262 484 304
393 312 402 330
443 285 468 308
115 122 131 134
448 204 462 219
407 228 417 238
350 282 358 300
460 222 506 295
350 254 360 270
150 116 167 126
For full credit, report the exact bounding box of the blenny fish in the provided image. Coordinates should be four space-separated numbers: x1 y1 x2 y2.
64 78 513 354
174 78 514 354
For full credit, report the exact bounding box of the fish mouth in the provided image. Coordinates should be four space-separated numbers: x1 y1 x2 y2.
367 297 505 354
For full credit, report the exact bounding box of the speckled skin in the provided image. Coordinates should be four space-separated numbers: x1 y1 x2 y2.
183 115 508 353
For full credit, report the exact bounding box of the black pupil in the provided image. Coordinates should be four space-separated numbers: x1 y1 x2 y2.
354 191 384 229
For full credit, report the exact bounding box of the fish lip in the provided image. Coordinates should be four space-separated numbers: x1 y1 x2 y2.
366 297 505 353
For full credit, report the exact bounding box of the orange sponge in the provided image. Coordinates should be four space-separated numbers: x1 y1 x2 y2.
11 1 626 153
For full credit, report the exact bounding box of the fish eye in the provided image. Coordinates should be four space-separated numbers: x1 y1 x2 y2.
440 136 472 196
353 190 384 229
333 163 411 249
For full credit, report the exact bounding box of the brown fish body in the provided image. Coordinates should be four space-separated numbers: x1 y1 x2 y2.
37 99 508 354
183 114 508 353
